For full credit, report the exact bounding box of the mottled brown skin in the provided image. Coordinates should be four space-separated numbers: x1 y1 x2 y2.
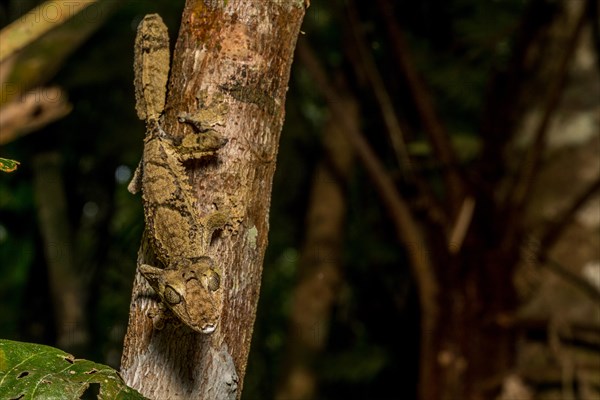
139 259 221 334
130 14 229 334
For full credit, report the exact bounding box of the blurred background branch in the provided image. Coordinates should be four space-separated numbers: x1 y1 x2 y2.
1 0 598 399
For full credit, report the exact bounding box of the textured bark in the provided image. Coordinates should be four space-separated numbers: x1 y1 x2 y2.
120 1 306 399
275 93 357 400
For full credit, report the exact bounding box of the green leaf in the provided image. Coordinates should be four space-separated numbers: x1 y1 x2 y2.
0 158 20 173
0 339 147 400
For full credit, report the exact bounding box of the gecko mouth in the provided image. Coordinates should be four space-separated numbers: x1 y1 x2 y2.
201 324 216 334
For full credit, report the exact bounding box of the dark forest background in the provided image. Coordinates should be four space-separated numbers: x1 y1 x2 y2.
1 1 598 399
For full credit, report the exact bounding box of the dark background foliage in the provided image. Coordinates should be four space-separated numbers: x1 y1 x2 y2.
1 1 598 399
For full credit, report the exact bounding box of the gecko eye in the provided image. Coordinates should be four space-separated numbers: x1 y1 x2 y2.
164 286 182 305
206 270 220 292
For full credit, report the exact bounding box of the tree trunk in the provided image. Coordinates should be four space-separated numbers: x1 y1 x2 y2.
120 1 306 399
427 1 591 399
32 152 89 353
276 91 357 400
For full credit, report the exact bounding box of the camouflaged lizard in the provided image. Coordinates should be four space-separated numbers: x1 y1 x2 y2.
128 14 229 334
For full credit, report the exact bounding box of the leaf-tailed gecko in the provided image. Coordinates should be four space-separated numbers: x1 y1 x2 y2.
128 14 229 334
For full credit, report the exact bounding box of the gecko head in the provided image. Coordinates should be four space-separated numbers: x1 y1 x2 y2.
140 258 221 334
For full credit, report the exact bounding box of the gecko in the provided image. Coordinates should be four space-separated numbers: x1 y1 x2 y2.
128 14 229 334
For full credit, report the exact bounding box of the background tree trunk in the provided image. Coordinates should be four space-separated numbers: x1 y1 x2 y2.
425 1 592 399
120 1 306 398
32 152 89 353
276 91 357 400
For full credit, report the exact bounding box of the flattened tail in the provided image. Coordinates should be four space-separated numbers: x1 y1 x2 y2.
134 13 170 123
